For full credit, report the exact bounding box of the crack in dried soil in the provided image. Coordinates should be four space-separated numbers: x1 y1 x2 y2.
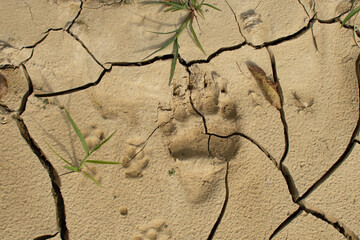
13 114 68 240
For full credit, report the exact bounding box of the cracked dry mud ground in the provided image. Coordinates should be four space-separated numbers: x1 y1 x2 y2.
1 0 360 239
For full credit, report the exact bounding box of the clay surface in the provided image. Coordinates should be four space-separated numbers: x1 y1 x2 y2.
1 0 360 239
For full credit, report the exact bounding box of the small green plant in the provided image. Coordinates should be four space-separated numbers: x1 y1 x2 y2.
168 168 176 176
342 6 360 26
142 0 221 84
46 109 121 186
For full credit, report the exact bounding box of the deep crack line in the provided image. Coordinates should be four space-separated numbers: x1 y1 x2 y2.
207 158 229 240
224 0 317 51
13 0 354 100
19 64 33 115
267 48 300 203
297 0 311 18
36 54 177 97
186 78 229 240
29 9 318 99
280 164 300 203
108 54 173 66
269 206 303 240
19 1 104 71
66 30 107 69
299 200 359 240
33 232 59 240
10 61 69 239
270 52 360 240
63 1 107 70
35 67 111 97
224 0 246 41
65 0 84 32
22 32 50 50
13 114 68 240
265 41 360 239
184 42 247 66
188 94 278 167
187 90 280 239
257 16 316 49
46 41 246 98
266 48 289 168
0 103 15 113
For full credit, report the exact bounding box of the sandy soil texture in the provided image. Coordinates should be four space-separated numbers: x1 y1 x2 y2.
1 0 360 239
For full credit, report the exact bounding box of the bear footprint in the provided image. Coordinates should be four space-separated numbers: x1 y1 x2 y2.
158 65 240 203
159 65 239 161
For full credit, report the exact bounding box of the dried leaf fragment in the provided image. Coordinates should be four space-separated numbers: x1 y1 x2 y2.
0 73 8 100
246 61 281 110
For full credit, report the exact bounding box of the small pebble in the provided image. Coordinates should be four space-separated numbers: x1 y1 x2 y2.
119 206 128 216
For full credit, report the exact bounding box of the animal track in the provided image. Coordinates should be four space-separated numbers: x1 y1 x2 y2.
133 219 171 240
158 65 240 203
121 138 149 178
82 122 104 150
239 8 271 44
240 9 263 31
291 91 314 114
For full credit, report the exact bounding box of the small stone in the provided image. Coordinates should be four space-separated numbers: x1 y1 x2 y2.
119 206 128 215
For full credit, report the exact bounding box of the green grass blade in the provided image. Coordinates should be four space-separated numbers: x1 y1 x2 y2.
164 7 184 12
64 165 79 172
142 1 174 4
161 2 186 9
143 1 186 9
82 170 102 187
342 6 360 26
189 18 206 54
90 131 116 155
201 3 221 11
45 141 76 167
141 37 176 61
176 15 191 36
142 14 190 62
87 160 123 164
169 38 178 85
197 8 205 18
79 154 89 170
65 109 89 155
